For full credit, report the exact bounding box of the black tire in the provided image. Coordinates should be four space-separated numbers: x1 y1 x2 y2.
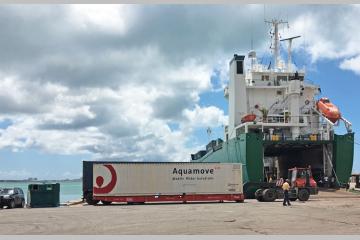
85 192 99 205
254 189 263 202
262 189 277 202
289 197 297 201
18 200 25 208
8 200 15 209
298 189 310 201
101 201 112 205
276 189 284 200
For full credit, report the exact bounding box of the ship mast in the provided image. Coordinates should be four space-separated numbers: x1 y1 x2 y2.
265 19 288 70
280 35 301 72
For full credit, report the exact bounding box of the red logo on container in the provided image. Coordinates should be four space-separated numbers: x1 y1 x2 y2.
93 164 117 194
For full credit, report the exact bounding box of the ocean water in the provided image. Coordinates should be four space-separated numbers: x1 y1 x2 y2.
0 181 82 203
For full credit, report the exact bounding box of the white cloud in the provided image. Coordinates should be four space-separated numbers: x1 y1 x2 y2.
0 74 66 114
288 12 346 62
283 6 360 75
339 56 360 75
2 5 359 165
182 105 227 130
68 5 135 34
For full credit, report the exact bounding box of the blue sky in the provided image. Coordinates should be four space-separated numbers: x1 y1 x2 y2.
0 5 359 179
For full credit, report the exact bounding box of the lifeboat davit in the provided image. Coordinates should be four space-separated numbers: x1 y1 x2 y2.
316 97 341 123
241 114 257 123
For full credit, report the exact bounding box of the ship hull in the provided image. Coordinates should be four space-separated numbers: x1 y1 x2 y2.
191 133 354 198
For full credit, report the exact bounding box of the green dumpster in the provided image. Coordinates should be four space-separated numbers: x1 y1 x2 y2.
27 183 60 208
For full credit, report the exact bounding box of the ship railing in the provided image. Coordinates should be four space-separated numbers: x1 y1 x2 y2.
259 114 326 125
265 114 308 124
263 133 329 141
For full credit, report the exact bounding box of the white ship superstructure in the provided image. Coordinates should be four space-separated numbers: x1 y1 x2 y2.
224 19 351 143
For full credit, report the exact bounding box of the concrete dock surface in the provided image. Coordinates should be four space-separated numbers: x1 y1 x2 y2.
0 189 359 235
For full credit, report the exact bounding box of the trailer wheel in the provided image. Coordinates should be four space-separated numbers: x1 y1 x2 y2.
85 192 99 205
298 189 310 201
262 189 276 202
254 189 263 202
101 201 112 205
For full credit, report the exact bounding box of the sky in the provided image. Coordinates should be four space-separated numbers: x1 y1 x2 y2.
0 4 359 180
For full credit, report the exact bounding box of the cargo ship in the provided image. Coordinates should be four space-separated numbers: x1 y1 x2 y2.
191 19 355 198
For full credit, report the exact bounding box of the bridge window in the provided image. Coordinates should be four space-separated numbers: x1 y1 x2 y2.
277 76 287 81
236 61 243 74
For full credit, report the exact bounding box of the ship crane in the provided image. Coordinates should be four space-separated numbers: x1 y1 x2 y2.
341 116 352 133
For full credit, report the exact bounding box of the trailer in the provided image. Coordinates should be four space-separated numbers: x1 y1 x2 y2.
82 161 244 205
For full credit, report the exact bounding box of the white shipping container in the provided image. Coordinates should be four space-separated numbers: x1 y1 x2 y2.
93 162 243 197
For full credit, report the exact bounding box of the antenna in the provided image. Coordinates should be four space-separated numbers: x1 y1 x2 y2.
280 35 301 72
263 5 266 22
251 11 254 50
303 16 307 74
206 127 212 142
265 19 288 70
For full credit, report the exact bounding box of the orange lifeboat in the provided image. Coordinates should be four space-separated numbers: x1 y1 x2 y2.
241 114 257 123
316 97 341 123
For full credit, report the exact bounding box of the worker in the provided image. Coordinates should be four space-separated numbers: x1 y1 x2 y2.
324 176 329 188
330 177 335 188
346 180 350 191
282 179 291 206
